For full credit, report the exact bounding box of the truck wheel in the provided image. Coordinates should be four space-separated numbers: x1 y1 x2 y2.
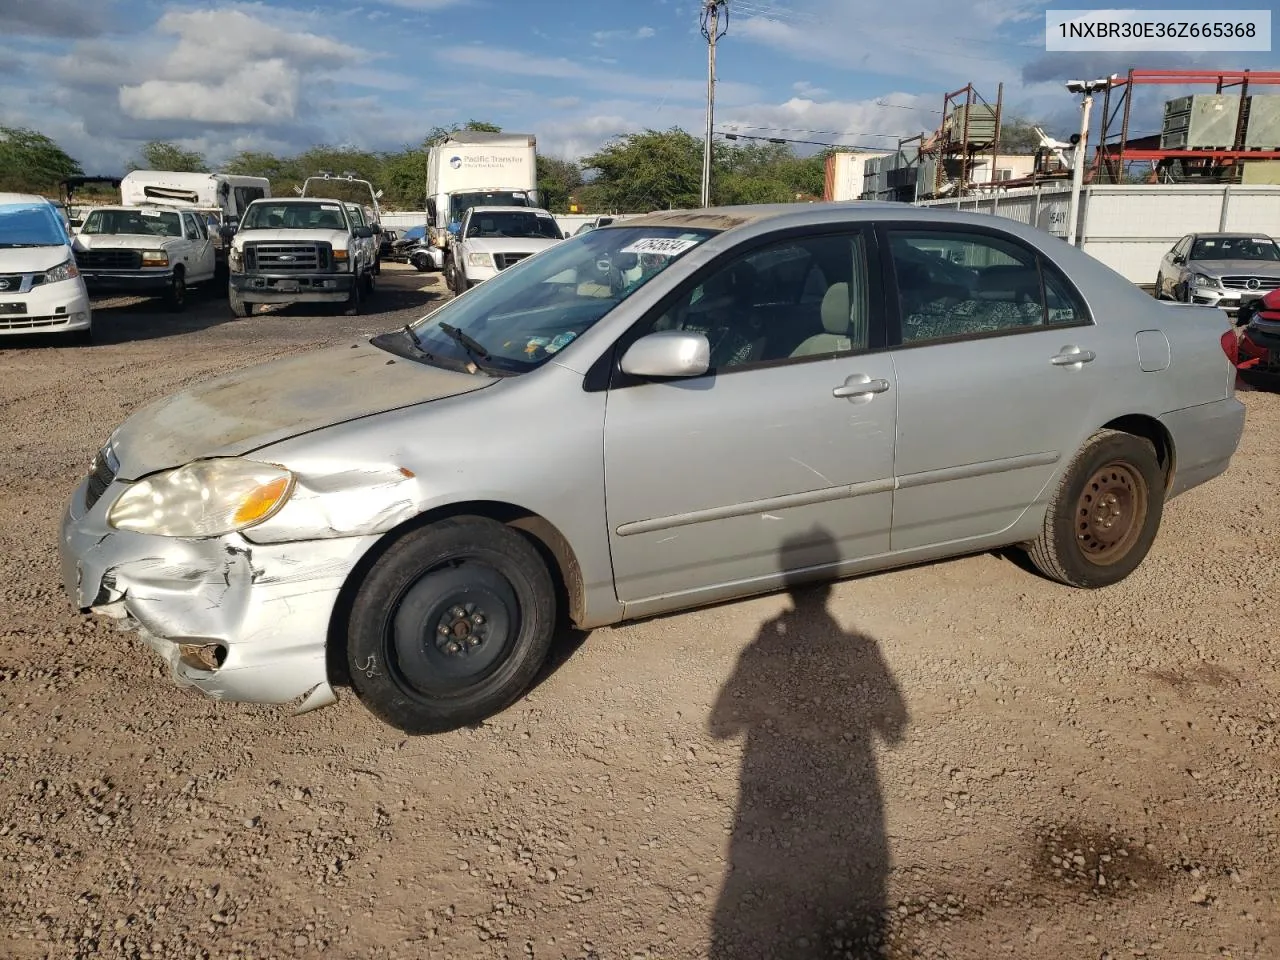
343 277 363 316
373 255 381 276
166 270 186 312
345 516 557 734
228 286 252 318
1024 429 1164 588
362 269 375 297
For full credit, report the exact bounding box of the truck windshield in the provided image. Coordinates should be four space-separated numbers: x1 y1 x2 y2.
450 192 528 223
240 202 349 230
396 226 716 374
81 209 182 238
466 212 562 240
0 201 68 248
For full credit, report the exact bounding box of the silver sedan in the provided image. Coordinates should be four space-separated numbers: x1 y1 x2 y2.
59 202 1246 733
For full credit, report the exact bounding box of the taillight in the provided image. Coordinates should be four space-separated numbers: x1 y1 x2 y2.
1221 330 1239 366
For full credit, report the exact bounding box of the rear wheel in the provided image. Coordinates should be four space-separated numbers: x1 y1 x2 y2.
1025 429 1164 588
346 517 557 733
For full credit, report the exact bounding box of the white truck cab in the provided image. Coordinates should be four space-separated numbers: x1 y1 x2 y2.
71 204 216 310
0 193 93 342
447 205 563 292
227 197 376 317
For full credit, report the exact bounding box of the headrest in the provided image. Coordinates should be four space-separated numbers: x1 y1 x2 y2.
821 283 850 334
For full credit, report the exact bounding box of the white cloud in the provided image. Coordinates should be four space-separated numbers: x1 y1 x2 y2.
440 46 760 105
591 26 657 45
369 0 467 8
792 81 828 98
121 62 301 125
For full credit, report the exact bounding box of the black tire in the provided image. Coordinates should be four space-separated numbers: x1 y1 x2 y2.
362 268 375 297
373 255 381 276
345 516 557 733
342 275 363 316
70 324 93 346
166 270 186 311
1153 274 1165 300
228 286 251 318
411 254 429 273
1025 429 1164 588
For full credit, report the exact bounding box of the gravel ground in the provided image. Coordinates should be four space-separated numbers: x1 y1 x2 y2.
1 263 1277 959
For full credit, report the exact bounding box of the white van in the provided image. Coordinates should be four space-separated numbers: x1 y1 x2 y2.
0 193 93 343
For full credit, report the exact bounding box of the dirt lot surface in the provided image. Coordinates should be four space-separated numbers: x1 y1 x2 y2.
1 263 1277 960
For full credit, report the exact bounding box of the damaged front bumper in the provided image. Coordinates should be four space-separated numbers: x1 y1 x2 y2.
58 474 379 713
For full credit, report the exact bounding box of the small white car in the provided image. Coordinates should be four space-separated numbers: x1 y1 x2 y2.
72 205 216 310
0 192 93 342
447 206 564 292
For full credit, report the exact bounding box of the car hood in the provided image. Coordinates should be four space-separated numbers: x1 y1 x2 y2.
465 237 561 255
1193 259 1280 278
107 339 494 481
0 244 71 273
234 229 350 246
73 234 181 251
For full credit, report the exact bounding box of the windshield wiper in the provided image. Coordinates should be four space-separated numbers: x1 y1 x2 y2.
438 322 497 370
402 322 432 357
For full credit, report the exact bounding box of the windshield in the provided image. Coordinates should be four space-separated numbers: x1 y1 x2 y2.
449 191 528 223
400 226 716 374
0 200 69 248
240 201 349 230
81 208 181 238
466 211 562 240
1191 236 1280 261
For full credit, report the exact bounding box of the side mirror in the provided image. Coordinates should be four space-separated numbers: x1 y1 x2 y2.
372 224 383 235
354 226 374 239
619 331 710 379
1172 255 1184 265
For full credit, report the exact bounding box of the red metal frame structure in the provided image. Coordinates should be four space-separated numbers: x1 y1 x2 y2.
1096 69 1280 183
897 82 1005 199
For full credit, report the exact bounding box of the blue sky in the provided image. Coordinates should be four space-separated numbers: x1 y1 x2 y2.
2 0 1277 174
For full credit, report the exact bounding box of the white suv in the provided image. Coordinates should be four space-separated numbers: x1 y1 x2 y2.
0 193 93 343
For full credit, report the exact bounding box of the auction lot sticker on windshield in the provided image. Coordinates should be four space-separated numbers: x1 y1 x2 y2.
320 203 342 210
620 237 701 257
140 209 161 217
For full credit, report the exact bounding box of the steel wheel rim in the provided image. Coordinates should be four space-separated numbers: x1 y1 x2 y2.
386 560 518 699
1076 460 1148 565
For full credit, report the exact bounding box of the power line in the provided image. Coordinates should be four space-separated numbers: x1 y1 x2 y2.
720 122 920 139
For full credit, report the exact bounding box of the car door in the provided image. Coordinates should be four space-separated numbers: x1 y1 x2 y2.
882 223 1116 551
603 226 898 606
182 213 215 281
1162 235 1190 298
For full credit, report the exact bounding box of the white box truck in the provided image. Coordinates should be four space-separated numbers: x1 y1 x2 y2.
426 132 538 259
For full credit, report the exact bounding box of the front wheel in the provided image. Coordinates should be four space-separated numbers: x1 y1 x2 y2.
228 286 252 318
166 270 186 311
346 517 557 733
342 276 363 316
1025 429 1164 588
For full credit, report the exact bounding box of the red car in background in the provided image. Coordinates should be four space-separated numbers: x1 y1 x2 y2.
1223 288 1280 389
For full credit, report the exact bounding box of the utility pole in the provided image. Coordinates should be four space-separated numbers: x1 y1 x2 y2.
1064 76 1114 246
701 1 729 208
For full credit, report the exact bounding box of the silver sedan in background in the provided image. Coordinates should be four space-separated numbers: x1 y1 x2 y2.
1156 231 1280 312
60 202 1245 733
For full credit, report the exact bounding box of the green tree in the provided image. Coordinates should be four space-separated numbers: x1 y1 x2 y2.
131 140 208 172
581 127 707 211
0 127 83 194
998 117 1045 154
536 155 582 213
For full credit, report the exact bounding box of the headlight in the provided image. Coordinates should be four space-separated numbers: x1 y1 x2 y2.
466 252 493 268
142 250 169 267
333 248 350 268
108 458 294 537
43 259 79 283
228 247 244 272
1193 273 1218 288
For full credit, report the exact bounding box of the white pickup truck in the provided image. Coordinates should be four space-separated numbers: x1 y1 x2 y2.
446 205 564 293
71 204 216 310
226 198 376 317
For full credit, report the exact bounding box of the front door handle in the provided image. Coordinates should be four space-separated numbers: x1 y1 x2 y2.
833 374 890 399
1050 347 1096 366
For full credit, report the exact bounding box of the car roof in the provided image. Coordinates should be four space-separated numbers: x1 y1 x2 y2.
0 192 57 206
465 205 555 215
1191 231 1273 239
610 200 1019 234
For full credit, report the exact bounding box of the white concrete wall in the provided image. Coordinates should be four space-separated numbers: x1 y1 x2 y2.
377 211 642 235
917 184 1280 285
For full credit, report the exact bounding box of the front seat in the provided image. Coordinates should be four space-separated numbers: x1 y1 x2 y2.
791 283 855 357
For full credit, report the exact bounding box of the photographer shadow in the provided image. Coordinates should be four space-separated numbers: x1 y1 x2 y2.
708 528 909 959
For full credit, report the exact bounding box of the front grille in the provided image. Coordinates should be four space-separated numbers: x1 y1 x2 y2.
75 250 143 271
495 253 531 270
1221 276 1280 290
246 242 327 272
0 317 68 330
84 448 118 511
0 274 22 291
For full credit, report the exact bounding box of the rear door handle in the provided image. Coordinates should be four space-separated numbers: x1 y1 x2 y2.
833 374 890 398
1050 347 1096 366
